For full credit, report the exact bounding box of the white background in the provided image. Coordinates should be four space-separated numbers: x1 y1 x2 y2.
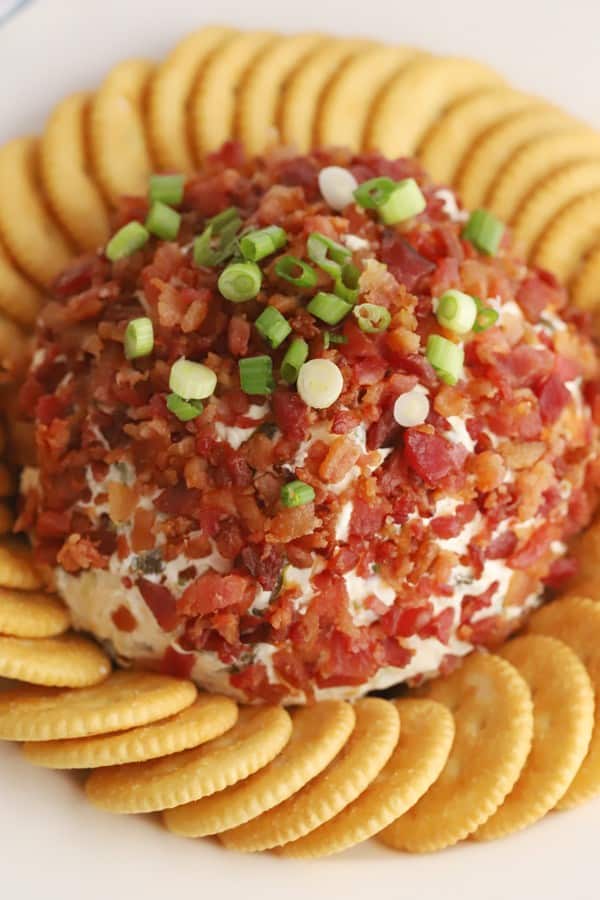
0 1 599 898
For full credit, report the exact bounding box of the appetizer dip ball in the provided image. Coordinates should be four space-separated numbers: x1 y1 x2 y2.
18 145 600 703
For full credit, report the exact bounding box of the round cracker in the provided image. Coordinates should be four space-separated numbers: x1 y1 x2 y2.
0 503 14 536
316 44 418 152
0 313 30 375
237 33 326 157
418 87 538 185
0 632 111 688
0 669 196 742
474 635 594 840
0 137 74 287
40 92 111 250
90 58 155 203
571 243 600 317
0 587 70 638
367 56 505 158
380 652 533 853
528 596 600 809
281 699 453 858
533 189 600 282
190 30 277 160
0 242 41 328
0 539 44 590
456 106 577 211
166 700 355 839
23 694 237 769
86 704 292 814
217 698 399 852
148 25 235 171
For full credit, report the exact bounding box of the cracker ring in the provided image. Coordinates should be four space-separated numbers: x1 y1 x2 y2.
0 586 71 638
0 242 42 327
571 243 600 318
0 539 45 591
0 633 111 688
533 189 600 282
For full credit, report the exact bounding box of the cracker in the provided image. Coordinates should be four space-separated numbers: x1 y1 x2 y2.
0 503 14 536
148 25 234 171
0 313 29 373
237 33 326 157
90 59 155 203
532 189 600 282
456 106 576 211
367 56 504 158
0 633 111 688
23 694 237 768
217 698 399 852
0 539 44 590
418 87 537 185
0 242 41 328
281 699 452 858
40 92 111 250
0 587 70 638
0 137 74 287
474 635 594 840
571 244 600 318
528 596 600 808
380 652 533 853
0 669 197 742
316 44 418 152
166 700 355 839
86 704 292 814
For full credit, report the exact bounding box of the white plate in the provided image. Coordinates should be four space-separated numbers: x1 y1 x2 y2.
0 2 598 898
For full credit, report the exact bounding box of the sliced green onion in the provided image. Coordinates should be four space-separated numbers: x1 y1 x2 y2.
307 232 350 278
307 291 352 326
473 306 499 332
323 332 348 348
106 221 149 262
239 356 274 395
149 174 185 206
166 393 203 422
353 176 396 209
436 289 478 335
169 358 217 400
353 303 391 334
124 317 154 360
462 209 505 256
218 262 262 302
193 209 242 267
240 225 287 262
145 201 181 241
280 480 315 508
297 358 344 409
379 178 427 225
334 262 361 303
274 255 318 288
426 334 464 386
255 307 292 349
281 338 309 384
209 207 240 232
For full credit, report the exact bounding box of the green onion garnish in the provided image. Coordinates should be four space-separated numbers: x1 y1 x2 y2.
169 358 217 400
436 289 478 335
280 480 316 508
106 221 149 262
218 261 262 302
239 355 275 395
307 232 350 278
166 393 203 422
145 201 181 241
462 209 505 256
334 262 361 304
149 174 185 206
281 338 309 384
426 334 464 386
274 255 318 288
307 291 352 326
353 176 396 209
240 225 287 262
379 178 426 225
124 317 154 360
473 306 499 332
193 208 242 267
255 307 292 349
209 207 240 232
323 332 348 348
353 303 391 334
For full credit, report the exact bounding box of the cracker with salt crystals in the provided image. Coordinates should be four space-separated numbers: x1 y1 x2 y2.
165 700 355 839
23 694 237 768
86 705 292 814
380 653 533 853
533 189 600 282
0 587 70 638
40 92 111 250
0 633 110 688
474 635 594 840
0 242 41 327
528 596 600 809
0 539 44 591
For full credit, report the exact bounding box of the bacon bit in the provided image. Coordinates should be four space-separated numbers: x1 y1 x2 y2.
241 543 284 590
269 504 317 541
500 441 546 470
486 529 518 560
36 509 71 539
380 234 435 291
418 607 454 644
161 645 196 679
509 523 554 570
111 605 138 632
178 572 254 617
431 502 477 538
227 316 251 357
318 436 361 484
404 429 467 484
138 579 179 631
331 409 361 434
383 637 414 668
230 662 290 704
538 374 571 424
543 555 578 588
349 497 385 538
130 507 155 553
516 271 566 322
381 602 434 637
468 450 506 492
272 389 309 443
107 482 138 524
57 534 108 573
386 326 420 356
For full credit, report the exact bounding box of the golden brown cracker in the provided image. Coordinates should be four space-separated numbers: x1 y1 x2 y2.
380 653 533 853
0 587 70 638
90 58 155 203
40 92 111 250
0 539 44 591
217 698 399 852
0 242 42 328
166 700 355 838
0 632 111 688
0 137 74 287
474 635 594 840
533 189 600 283
571 243 600 318
86 704 292 814
148 25 235 171
23 694 237 768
